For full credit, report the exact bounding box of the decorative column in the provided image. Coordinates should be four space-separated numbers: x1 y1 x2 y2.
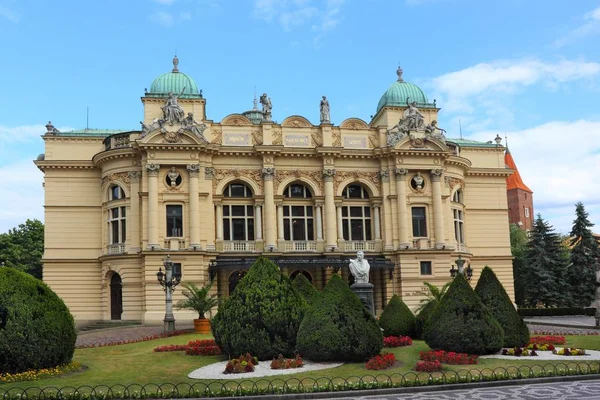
277 203 285 246
262 167 277 250
380 169 393 250
255 203 263 241
215 203 223 240
187 164 201 250
373 204 381 240
395 168 409 249
336 205 344 242
127 171 141 252
323 168 337 250
431 169 445 249
315 203 323 241
204 167 216 250
146 163 160 250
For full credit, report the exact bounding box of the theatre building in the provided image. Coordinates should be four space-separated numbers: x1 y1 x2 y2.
35 59 514 326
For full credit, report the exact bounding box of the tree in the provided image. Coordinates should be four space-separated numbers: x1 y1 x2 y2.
378 294 416 337
510 223 529 307
291 273 318 304
296 274 383 362
0 219 44 279
567 202 600 307
416 281 450 313
475 266 529 347
423 273 504 355
211 257 306 360
523 214 570 307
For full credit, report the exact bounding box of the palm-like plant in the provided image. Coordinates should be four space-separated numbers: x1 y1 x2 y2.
415 281 451 313
175 282 219 319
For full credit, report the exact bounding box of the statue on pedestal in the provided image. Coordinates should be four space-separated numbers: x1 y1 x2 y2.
162 87 187 125
320 96 330 123
349 251 371 284
260 93 272 121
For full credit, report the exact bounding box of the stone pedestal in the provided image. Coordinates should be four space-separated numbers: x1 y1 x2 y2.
351 283 375 316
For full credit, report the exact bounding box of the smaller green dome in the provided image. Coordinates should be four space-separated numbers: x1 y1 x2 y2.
241 96 264 124
146 56 202 99
376 67 431 112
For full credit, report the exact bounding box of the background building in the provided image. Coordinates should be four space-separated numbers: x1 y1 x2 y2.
35 59 514 326
505 148 534 231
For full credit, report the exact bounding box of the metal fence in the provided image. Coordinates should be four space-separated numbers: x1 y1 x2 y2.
2 362 600 399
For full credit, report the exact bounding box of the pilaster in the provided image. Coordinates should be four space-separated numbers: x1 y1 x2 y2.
146 163 160 250
395 168 409 249
431 169 445 248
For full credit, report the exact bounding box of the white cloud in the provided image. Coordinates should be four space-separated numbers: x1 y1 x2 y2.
0 1 19 23
179 11 192 20
0 160 44 233
554 6 600 48
0 124 46 143
149 11 174 26
153 0 176 5
468 120 600 234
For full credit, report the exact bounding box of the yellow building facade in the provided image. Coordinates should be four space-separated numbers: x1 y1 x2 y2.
35 60 514 326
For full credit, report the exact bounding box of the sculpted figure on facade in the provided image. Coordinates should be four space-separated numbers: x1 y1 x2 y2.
349 251 370 284
140 118 163 137
425 120 447 143
162 87 186 125
404 98 425 130
260 93 272 121
320 96 330 124
167 167 180 187
181 112 208 142
412 172 424 191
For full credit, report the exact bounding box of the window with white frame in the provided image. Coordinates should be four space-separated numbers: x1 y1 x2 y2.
108 206 126 244
166 205 183 237
283 183 314 241
341 184 372 241
411 207 427 237
223 183 254 241
453 209 465 244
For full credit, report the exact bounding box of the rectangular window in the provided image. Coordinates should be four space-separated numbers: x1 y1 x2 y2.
222 204 254 241
172 263 182 280
453 209 464 244
525 207 530 218
342 205 372 241
412 207 427 237
166 205 183 237
420 261 432 276
283 205 314 241
108 206 126 244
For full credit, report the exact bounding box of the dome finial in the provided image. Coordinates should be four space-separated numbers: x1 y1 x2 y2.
172 55 179 73
397 65 404 82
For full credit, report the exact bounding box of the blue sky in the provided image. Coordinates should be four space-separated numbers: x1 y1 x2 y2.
1 0 600 235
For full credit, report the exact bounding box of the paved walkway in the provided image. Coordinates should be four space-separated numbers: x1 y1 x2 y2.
76 324 193 347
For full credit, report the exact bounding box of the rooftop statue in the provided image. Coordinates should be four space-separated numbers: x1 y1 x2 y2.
182 112 208 142
260 93 272 121
140 118 163 137
425 120 447 143
320 96 330 123
162 87 187 125
404 97 425 130
349 251 370 284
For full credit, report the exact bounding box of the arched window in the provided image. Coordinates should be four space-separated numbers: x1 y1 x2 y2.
290 270 313 283
452 189 463 203
341 184 372 241
110 185 125 200
228 270 247 295
282 183 314 241
107 185 126 252
222 183 254 241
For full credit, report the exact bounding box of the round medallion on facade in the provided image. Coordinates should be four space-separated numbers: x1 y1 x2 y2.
166 167 183 188
410 172 425 192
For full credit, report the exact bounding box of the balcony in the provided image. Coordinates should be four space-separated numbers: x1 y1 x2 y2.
103 133 131 150
283 241 318 252
412 238 432 250
223 241 256 252
344 241 376 252
163 239 186 250
455 243 468 253
107 243 125 255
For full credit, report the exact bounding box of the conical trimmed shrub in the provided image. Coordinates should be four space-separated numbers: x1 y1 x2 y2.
292 273 318 304
211 257 306 360
423 274 503 355
0 267 76 373
378 294 416 337
296 274 383 362
475 266 529 347
414 299 438 340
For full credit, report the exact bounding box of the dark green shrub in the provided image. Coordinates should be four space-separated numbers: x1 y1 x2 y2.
0 267 76 373
211 257 306 360
378 294 416 337
475 266 530 347
423 274 503 355
291 273 318 304
296 274 383 362
414 299 438 340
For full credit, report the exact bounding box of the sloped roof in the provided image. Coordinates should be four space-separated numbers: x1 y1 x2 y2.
505 148 532 192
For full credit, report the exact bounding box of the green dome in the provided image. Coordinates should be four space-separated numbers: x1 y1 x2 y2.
146 56 202 99
241 96 264 124
376 67 431 112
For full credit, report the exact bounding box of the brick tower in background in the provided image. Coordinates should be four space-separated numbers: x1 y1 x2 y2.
505 148 534 231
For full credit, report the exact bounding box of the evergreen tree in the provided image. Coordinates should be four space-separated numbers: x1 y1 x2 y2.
523 214 569 307
291 273 318 304
567 202 600 307
510 224 529 307
0 219 44 279
378 294 416 337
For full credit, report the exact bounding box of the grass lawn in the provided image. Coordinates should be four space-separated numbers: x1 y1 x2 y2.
2 334 600 390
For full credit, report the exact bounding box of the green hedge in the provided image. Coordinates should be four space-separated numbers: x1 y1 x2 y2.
0 267 76 374
518 307 596 317
378 294 416 337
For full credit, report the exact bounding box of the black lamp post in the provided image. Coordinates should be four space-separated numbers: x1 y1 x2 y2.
449 255 473 281
157 254 181 332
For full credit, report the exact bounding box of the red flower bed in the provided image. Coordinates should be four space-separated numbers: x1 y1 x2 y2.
529 335 566 345
365 352 396 370
270 354 304 370
224 353 259 374
415 360 442 372
383 336 413 348
419 350 478 365
77 329 191 349
153 339 221 355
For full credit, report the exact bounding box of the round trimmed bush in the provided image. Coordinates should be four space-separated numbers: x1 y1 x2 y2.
423 273 503 355
0 267 76 373
378 294 416 337
292 273 318 304
414 299 438 340
475 266 530 347
296 274 383 362
211 257 306 360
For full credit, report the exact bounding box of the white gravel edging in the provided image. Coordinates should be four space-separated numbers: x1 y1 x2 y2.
188 360 344 380
481 349 600 361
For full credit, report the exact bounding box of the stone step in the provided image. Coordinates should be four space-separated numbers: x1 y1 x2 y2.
79 320 142 332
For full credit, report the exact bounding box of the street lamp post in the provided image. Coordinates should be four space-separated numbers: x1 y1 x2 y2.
449 255 473 281
157 255 181 333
